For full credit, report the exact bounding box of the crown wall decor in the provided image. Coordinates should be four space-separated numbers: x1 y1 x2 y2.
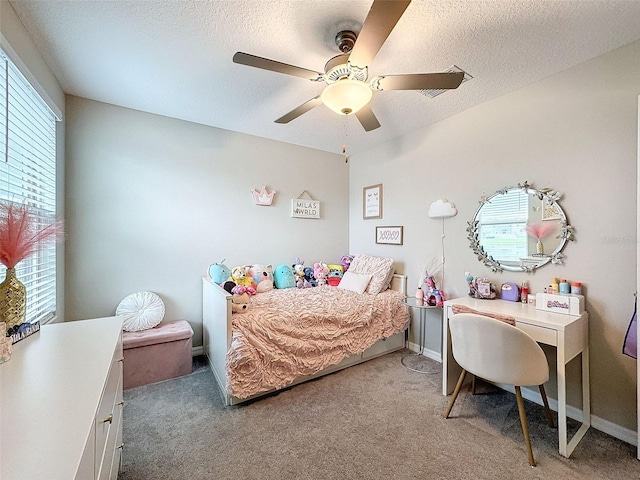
251 185 276 206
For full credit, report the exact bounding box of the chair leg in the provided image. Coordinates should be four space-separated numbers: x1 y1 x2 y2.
539 384 555 428
515 386 536 467
444 369 467 419
471 374 477 395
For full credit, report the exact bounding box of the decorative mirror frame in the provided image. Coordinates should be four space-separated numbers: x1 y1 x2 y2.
466 181 575 273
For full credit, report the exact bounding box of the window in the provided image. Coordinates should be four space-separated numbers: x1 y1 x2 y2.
478 189 528 262
0 49 58 325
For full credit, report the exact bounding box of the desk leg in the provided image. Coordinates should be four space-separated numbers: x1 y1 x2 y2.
581 337 591 431
442 307 461 396
557 331 569 457
557 330 591 458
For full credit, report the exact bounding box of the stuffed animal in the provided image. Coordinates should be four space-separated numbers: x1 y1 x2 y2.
248 264 274 291
256 279 274 293
313 262 329 286
292 258 311 288
208 260 231 285
274 264 296 289
231 265 253 287
231 292 251 313
222 281 236 294
303 267 316 287
232 284 256 295
327 264 344 287
340 255 354 273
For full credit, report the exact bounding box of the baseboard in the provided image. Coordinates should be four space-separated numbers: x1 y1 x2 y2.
192 345 204 357
513 383 638 447
406 341 441 363
411 350 638 448
591 415 637 447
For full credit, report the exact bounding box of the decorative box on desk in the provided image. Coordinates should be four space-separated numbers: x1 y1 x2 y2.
122 320 193 389
535 292 585 315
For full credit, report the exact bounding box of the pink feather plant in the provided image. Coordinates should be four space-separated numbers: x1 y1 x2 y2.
525 222 556 241
0 201 64 269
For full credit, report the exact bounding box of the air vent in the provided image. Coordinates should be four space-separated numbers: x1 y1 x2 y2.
419 65 472 98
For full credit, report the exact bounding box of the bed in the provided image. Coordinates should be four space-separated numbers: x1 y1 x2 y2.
202 267 409 406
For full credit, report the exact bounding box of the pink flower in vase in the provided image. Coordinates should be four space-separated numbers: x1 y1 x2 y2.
0 201 64 269
525 222 556 255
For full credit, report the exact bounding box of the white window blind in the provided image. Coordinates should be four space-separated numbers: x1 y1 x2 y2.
0 49 58 325
478 189 528 262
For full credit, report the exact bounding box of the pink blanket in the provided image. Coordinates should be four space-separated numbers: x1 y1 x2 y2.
226 286 409 399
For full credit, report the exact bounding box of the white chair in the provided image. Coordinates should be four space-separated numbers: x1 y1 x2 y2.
444 313 555 466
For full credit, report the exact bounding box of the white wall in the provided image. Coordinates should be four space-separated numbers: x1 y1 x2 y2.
65 97 348 346
350 40 640 435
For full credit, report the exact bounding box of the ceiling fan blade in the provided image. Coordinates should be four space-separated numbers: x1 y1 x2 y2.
373 72 464 91
275 96 323 124
355 104 381 132
233 52 323 81
348 0 411 69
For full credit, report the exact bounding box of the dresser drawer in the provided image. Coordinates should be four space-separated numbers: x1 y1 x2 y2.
95 339 123 479
516 321 557 346
99 399 123 480
362 331 405 359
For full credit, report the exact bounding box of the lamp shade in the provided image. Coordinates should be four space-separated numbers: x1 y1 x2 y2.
321 79 372 115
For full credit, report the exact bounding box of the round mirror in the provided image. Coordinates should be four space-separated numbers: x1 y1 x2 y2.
467 181 575 272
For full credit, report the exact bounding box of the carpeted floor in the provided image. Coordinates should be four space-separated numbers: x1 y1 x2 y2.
118 351 639 480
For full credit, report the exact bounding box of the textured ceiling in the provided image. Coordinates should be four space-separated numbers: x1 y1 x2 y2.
8 0 640 155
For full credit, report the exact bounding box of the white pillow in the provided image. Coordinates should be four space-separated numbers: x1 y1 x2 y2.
116 291 166 332
348 254 394 295
338 271 372 294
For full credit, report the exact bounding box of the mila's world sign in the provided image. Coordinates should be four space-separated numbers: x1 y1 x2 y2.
291 199 320 219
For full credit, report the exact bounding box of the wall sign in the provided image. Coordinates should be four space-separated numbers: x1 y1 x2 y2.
291 191 320 219
376 226 403 245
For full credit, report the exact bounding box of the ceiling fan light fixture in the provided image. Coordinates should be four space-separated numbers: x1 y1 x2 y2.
321 79 372 115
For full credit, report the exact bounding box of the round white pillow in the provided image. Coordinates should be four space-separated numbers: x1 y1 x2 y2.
116 291 165 332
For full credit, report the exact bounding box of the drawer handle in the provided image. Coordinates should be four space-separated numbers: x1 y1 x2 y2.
118 400 125 406
103 414 113 424
117 443 125 450
118 357 124 362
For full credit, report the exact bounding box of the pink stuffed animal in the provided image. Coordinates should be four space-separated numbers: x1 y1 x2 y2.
313 262 329 286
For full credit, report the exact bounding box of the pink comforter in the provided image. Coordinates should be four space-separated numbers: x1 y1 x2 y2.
226 286 409 399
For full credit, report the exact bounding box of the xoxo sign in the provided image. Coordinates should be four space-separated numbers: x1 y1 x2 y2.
375 226 404 245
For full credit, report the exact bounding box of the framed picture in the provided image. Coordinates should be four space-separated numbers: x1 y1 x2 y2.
542 199 562 221
363 184 383 219
376 226 403 245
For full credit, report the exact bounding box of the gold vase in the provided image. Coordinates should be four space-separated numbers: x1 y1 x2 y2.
0 268 26 332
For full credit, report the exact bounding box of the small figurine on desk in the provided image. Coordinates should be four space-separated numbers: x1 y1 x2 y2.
465 271 497 299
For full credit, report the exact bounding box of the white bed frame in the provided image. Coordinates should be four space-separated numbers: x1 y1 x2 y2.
202 274 408 406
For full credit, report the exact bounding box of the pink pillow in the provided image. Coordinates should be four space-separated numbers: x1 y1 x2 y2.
348 254 394 295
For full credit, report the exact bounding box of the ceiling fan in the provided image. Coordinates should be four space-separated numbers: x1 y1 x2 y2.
233 0 465 132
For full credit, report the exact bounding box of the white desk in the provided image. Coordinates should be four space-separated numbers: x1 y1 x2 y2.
442 297 590 458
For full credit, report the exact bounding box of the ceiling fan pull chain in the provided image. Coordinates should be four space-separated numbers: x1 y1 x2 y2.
343 117 349 164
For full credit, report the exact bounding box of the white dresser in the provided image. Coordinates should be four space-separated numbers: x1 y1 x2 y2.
0 317 124 480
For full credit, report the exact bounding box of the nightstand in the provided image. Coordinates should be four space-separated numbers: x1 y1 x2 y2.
401 296 441 373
